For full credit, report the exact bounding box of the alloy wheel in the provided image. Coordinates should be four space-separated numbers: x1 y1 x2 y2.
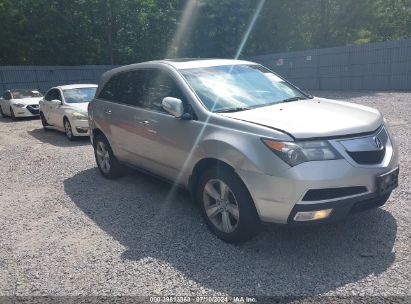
64 119 73 139
96 141 111 174
203 179 240 233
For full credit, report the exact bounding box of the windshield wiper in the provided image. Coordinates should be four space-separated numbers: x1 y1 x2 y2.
214 107 251 113
280 96 309 103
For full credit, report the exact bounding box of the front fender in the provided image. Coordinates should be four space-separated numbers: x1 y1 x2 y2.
196 131 290 176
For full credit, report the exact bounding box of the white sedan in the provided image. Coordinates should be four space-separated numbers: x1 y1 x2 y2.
0 89 43 120
39 84 97 140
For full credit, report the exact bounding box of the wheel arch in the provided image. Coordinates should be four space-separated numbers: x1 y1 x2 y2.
91 127 108 147
189 158 245 201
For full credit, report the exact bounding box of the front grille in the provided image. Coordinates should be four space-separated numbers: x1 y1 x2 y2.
26 105 39 114
302 186 368 201
339 127 388 165
347 148 386 165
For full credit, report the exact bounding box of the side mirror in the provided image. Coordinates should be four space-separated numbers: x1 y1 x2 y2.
51 99 62 105
162 97 184 118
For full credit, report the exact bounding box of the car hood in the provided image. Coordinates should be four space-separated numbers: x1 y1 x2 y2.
219 97 383 139
67 102 89 113
11 97 43 105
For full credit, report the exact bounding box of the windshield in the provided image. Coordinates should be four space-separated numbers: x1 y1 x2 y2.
63 87 96 103
11 90 43 99
181 64 309 112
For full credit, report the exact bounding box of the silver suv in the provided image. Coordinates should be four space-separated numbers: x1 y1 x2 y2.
89 59 399 243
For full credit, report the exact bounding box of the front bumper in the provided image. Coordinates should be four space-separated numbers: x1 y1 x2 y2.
287 188 393 225
12 105 39 117
71 119 90 137
238 149 399 224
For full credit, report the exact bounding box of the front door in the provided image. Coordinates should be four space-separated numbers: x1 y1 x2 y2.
43 89 63 126
128 69 200 182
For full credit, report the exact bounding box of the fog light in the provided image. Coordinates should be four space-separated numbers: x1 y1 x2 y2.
294 208 333 221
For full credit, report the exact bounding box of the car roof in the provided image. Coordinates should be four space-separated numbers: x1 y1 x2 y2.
160 58 257 70
112 58 257 72
97 59 259 90
55 84 98 90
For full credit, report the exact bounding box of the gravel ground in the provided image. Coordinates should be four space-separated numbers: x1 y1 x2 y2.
0 91 410 299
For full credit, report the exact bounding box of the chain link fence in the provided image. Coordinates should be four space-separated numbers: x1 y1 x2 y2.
249 38 411 91
0 65 117 94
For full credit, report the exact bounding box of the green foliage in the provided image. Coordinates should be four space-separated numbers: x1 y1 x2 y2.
0 0 409 64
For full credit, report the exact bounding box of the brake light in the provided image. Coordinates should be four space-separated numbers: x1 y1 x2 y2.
87 102 92 113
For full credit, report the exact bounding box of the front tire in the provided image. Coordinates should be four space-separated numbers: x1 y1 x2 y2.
196 167 260 243
94 134 125 179
63 117 76 141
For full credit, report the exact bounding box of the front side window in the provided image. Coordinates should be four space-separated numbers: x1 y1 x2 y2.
143 70 185 112
63 87 96 103
180 64 309 112
45 89 61 101
3 92 12 100
10 90 42 99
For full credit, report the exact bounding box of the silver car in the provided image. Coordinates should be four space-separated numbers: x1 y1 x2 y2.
88 59 399 243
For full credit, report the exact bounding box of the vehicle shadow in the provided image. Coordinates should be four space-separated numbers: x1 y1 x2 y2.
64 168 397 296
27 128 90 147
0 116 40 124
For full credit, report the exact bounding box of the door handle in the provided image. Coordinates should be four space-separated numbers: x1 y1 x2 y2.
139 120 150 125
105 110 112 115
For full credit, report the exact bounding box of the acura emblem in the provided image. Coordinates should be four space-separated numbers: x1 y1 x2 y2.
373 136 383 150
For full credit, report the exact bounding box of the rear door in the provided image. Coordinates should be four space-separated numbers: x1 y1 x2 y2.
95 70 147 164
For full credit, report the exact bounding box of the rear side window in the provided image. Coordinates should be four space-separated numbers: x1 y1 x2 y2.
98 74 121 102
98 69 186 113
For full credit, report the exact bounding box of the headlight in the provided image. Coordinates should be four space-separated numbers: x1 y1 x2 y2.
71 112 88 120
13 103 26 108
261 138 342 166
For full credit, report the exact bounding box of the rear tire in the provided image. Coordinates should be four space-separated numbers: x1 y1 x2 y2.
196 166 260 243
94 134 126 179
40 112 49 130
63 117 76 141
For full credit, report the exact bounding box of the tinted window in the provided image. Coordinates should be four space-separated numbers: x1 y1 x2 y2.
118 71 145 106
98 69 185 113
143 70 185 112
99 71 144 106
45 89 61 101
3 92 12 100
98 74 121 102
